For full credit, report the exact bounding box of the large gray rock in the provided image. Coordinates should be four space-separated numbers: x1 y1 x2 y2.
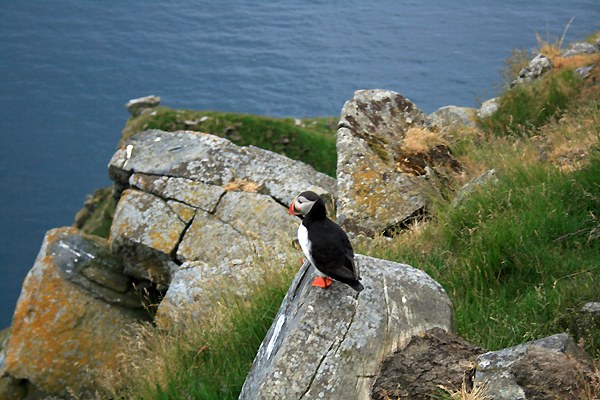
239 255 453 400
337 89 451 236
478 97 499 119
108 129 336 206
474 333 593 400
1 227 147 399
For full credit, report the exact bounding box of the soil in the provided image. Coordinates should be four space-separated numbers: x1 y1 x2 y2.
371 328 485 400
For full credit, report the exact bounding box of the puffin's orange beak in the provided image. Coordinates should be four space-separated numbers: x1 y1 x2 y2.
288 198 298 215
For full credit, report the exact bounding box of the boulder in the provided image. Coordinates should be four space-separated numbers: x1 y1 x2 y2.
336 90 460 236
125 95 160 116
510 54 553 87
0 227 147 398
474 333 594 400
239 255 453 400
428 105 478 129
108 129 336 206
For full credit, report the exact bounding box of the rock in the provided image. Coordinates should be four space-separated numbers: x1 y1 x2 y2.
125 95 160 116
572 302 600 353
239 255 453 400
110 189 185 286
336 89 459 236
576 65 594 79
478 97 499 119
428 105 478 129
0 227 148 398
129 173 225 213
108 129 336 207
562 42 599 57
372 328 486 399
474 333 593 400
510 54 553 87
155 260 260 327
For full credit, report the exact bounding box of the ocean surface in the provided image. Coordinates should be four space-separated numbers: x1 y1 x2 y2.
0 1 598 328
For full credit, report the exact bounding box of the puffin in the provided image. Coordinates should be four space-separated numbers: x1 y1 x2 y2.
288 191 364 292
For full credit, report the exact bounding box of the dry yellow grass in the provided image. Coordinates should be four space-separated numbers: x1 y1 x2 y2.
401 127 447 153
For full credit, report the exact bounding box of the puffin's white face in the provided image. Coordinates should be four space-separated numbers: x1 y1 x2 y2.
288 193 317 216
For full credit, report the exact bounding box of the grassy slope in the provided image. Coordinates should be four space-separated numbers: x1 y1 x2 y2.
101 37 600 399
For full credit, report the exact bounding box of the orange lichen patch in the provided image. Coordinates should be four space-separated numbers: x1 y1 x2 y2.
3 239 140 396
148 229 181 253
351 163 386 215
223 179 262 193
401 128 447 153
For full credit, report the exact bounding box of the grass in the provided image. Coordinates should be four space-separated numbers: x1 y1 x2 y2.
100 259 296 400
121 108 338 177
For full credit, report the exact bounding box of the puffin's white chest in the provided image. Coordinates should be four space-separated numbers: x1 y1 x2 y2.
297 224 315 266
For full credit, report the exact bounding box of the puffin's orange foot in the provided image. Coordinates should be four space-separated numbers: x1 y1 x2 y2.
311 277 333 289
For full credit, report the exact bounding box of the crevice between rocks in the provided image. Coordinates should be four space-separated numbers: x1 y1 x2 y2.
171 213 196 266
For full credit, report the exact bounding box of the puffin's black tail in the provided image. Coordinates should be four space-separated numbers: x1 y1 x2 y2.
336 276 364 292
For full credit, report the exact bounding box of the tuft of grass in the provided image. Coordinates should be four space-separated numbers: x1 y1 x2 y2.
100 258 296 400
121 108 338 177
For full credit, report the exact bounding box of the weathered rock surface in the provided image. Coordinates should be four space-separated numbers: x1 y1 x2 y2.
562 41 599 57
155 260 260 327
474 333 594 400
510 54 553 87
429 105 478 129
125 95 160 116
108 129 335 206
478 97 499 119
239 255 453 400
0 227 147 399
110 188 185 286
336 89 460 236
372 328 485 399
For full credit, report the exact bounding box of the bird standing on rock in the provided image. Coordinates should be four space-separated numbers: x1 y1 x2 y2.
288 191 364 292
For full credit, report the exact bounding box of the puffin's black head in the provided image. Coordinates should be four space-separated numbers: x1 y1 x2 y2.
288 191 323 218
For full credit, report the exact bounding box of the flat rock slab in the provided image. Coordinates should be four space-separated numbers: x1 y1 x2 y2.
239 255 453 400
108 129 336 206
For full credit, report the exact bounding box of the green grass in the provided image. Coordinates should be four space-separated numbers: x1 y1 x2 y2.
102 263 295 400
481 68 583 137
122 108 338 177
362 156 600 356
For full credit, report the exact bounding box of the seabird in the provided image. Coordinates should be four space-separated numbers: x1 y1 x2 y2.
289 191 364 292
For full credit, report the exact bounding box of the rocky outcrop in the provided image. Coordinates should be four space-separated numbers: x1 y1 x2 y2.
0 227 148 399
336 89 461 237
562 41 599 57
239 255 453 400
510 54 553 87
474 333 594 400
478 97 499 119
108 129 335 206
125 95 160 116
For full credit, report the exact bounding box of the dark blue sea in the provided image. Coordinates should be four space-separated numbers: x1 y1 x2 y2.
0 1 598 328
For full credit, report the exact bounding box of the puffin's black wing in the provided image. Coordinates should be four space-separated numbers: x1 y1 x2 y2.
309 220 359 282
